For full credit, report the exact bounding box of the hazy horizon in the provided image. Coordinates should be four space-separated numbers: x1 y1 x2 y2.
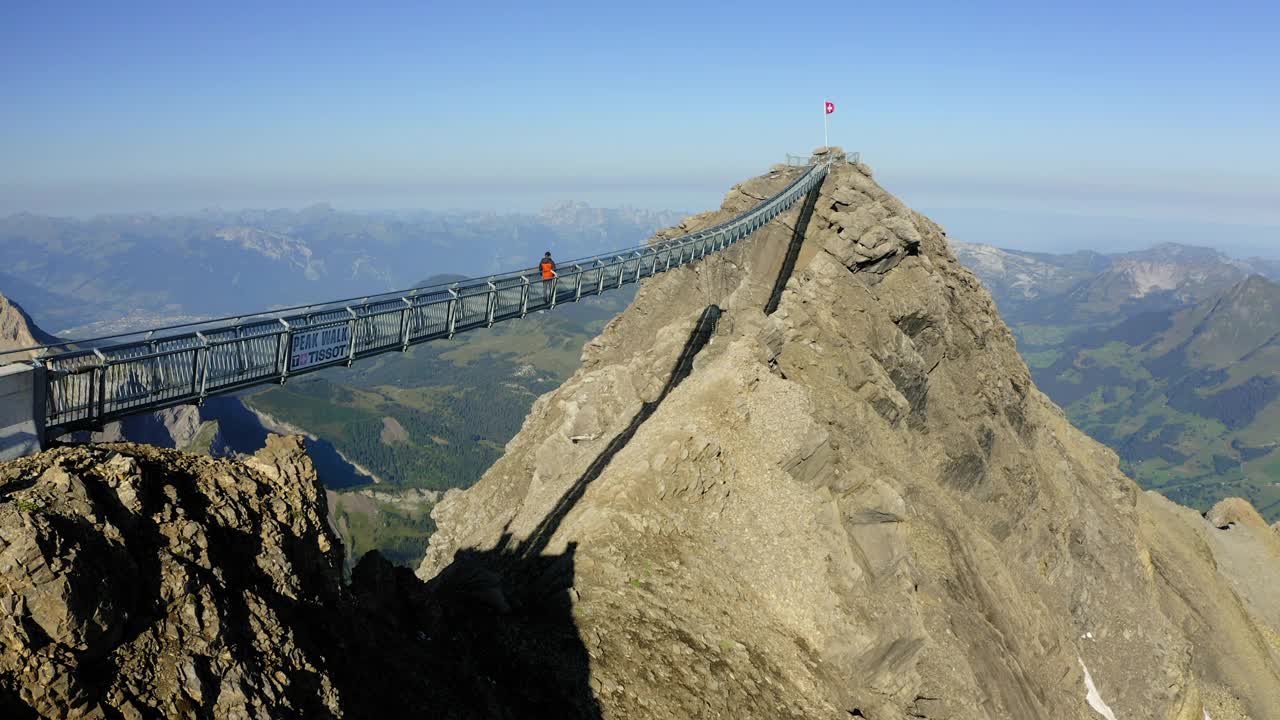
4 3 1277 232
3 195 1278 262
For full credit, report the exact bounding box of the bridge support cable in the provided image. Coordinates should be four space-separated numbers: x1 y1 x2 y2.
764 179 824 316
28 161 829 444
518 305 722 558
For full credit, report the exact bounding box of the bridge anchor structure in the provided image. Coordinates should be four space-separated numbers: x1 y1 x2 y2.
0 158 833 460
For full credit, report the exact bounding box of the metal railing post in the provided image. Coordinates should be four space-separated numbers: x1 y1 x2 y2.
573 265 584 302
519 276 530 316
345 307 358 365
485 281 497 327
399 298 413 350
595 260 606 295
194 332 211 401
146 336 161 392
235 325 248 374
78 367 92 425
633 251 644 282
37 359 56 426
549 275 560 309
277 319 291 383
446 287 459 337
93 349 108 425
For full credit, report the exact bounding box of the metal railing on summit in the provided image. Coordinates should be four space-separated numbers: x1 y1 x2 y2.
32 159 832 440
787 151 859 166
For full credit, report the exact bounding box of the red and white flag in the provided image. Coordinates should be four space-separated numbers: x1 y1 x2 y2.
825 101 835 114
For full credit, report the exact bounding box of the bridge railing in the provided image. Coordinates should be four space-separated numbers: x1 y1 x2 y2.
787 151 858 166
36 159 830 439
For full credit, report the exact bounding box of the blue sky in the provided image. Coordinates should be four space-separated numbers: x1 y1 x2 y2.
2 1 1277 250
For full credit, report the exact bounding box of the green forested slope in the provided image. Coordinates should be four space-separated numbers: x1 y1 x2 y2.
1029 276 1280 519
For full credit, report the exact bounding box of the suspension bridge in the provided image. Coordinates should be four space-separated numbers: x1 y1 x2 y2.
0 156 833 459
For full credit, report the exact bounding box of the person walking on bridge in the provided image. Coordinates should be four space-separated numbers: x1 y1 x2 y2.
539 251 558 307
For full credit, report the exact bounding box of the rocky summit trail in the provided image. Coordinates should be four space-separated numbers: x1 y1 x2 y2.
2 151 1278 718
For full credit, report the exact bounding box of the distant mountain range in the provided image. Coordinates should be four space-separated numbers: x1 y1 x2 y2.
954 241 1280 520
954 241 1280 325
0 203 684 334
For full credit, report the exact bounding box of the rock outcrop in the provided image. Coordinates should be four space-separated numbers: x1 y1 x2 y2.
0 436 583 718
419 152 1280 719
0 437 344 716
83 405 220 453
1199 497 1280 635
0 292 57 362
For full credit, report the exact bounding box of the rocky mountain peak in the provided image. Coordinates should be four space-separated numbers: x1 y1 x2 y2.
212 227 323 280
2 155 1278 718
1228 272 1279 297
538 200 686 234
1135 241 1236 263
418 154 1280 718
1101 242 1250 300
0 291 57 361
949 241 1076 300
1208 274 1280 323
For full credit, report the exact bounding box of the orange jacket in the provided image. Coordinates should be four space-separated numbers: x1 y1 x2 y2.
539 259 556 279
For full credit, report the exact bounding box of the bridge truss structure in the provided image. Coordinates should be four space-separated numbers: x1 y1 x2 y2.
12 160 830 443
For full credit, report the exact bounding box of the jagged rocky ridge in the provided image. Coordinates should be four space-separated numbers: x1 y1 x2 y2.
1 152 1278 718
419 150 1280 718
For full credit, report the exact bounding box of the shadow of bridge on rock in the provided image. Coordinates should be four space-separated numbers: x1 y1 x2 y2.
380 305 723 718
518 304 722 559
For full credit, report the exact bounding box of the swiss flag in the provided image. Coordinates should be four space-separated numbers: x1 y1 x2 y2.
825 101 835 115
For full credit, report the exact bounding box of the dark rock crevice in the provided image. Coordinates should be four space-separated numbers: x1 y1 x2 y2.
765 183 823 316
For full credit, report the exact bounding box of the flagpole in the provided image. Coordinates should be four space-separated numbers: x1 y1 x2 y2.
823 101 828 149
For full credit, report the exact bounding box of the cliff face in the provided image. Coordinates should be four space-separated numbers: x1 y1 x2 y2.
0 437 333 715
0 436 542 719
82 405 220 454
0 292 57 361
419 155 1280 719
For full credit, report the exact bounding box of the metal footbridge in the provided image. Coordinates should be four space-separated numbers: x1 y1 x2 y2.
4 159 830 446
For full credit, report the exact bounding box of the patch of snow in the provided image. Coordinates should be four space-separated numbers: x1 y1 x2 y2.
1078 657 1119 720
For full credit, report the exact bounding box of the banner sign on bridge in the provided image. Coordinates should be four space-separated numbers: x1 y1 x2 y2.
289 325 350 371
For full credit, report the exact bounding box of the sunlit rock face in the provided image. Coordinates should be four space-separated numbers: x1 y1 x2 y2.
421 153 1280 719
2 154 1278 719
